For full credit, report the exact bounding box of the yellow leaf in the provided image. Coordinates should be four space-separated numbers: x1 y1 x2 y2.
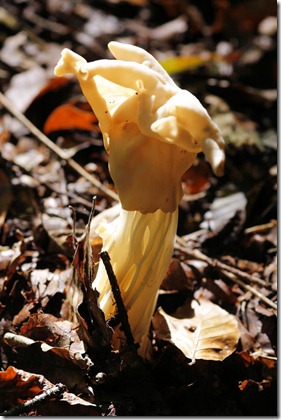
159 55 206 75
153 298 240 363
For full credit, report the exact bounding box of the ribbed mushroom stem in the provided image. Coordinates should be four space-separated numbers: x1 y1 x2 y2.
94 208 178 356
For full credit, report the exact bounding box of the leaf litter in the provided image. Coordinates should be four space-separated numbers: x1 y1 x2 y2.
0 0 277 416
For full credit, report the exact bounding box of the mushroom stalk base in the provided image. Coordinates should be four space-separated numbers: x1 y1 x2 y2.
93 207 178 357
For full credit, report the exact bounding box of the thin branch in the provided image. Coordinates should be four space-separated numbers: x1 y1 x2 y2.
221 270 277 311
175 239 277 310
100 251 138 350
3 331 35 348
0 383 66 416
176 236 267 286
0 91 119 202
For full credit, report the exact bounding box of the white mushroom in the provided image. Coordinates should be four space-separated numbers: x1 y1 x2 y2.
54 42 225 357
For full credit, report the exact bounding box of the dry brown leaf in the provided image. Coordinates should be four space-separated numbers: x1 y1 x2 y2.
160 258 194 292
0 366 100 415
153 298 240 363
0 365 44 397
43 103 99 134
181 159 211 196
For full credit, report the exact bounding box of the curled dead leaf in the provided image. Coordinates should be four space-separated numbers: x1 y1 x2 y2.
0 366 101 415
153 298 240 363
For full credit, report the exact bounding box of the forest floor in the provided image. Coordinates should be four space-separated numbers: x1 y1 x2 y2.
0 0 278 416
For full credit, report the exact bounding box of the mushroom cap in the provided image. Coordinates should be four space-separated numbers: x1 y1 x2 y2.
54 42 225 212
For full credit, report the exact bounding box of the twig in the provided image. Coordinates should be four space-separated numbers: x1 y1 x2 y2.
3 332 58 353
176 236 267 286
0 383 66 416
221 270 277 311
3 331 35 348
175 239 277 310
100 251 138 350
0 91 119 202
244 220 277 234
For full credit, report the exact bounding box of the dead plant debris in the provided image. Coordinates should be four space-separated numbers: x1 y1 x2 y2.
0 0 277 416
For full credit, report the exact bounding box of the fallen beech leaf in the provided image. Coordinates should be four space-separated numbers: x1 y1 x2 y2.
20 313 76 348
44 103 99 134
153 298 240 363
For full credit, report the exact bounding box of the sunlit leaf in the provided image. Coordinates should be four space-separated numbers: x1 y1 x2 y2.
159 55 206 75
153 298 240 362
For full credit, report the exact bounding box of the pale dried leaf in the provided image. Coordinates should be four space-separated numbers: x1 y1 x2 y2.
200 191 247 232
153 299 240 363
